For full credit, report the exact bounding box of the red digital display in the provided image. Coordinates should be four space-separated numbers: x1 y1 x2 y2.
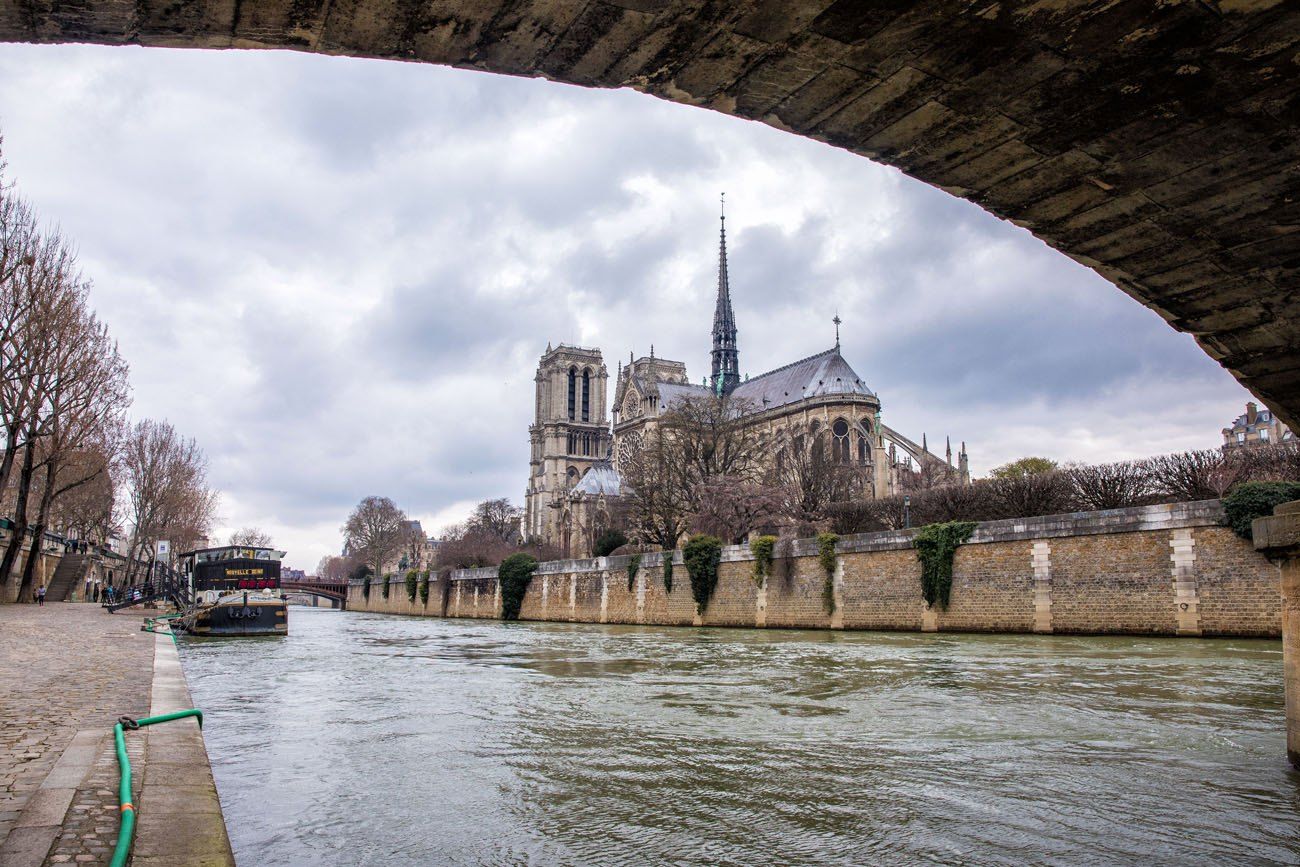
236 579 278 590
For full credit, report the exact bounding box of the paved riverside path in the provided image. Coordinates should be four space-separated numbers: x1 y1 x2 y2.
0 603 233 866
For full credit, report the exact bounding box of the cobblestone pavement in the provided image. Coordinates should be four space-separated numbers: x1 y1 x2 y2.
0 603 154 865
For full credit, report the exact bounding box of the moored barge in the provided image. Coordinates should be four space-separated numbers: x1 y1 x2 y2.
175 545 288 636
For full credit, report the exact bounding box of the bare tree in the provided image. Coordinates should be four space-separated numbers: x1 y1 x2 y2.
987 470 1076 519
467 499 522 545
121 419 217 580
49 447 119 545
660 395 766 497
342 496 407 581
689 476 784 544
619 425 694 551
315 554 353 583
1068 460 1153 511
229 527 274 547
769 425 860 528
0 225 87 593
14 308 130 600
1146 449 1248 501
436 522 518 569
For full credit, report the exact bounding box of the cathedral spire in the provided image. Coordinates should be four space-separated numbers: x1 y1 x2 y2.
710 193 740 396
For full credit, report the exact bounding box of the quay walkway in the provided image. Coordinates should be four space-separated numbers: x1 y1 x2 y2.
0 603 233 866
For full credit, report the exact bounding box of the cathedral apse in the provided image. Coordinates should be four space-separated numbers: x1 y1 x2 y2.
524 208 969 559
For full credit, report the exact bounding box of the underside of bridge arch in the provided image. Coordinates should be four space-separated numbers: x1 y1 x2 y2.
3 0 1297 426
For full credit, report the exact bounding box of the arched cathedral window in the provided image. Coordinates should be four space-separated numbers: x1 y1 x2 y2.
567 367 577 420
832 419 851 464
582 369 591 422
857 431 869 465
568 432 576 454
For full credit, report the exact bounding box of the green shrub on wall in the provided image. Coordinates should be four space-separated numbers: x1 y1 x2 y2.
405 569 419 602
381 573 391 599
683 535 723 614
499 553 539 621
361 575 370 601
627 554 642 593
914 521 977 610
663 553 674 594
594 529 629 558
749 535 777 587
1223 481 1300 540
817 532 839 614
418 570 430 606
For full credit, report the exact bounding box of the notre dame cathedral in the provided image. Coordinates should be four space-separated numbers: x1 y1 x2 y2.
524 209 970 558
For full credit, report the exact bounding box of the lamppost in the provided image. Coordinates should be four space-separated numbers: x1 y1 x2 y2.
903 495 911 529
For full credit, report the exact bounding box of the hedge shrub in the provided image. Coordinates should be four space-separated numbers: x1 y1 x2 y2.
381 573 391 599
663 553 674 594
1223 481 1300 540
418 570 430 606
594 528 629 558
405 569 418 602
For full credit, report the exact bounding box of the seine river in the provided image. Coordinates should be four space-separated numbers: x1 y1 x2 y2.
180 607 1300 866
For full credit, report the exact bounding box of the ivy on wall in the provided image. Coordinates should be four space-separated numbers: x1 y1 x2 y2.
499 553 539 621
749 535 777 588
663 553 674 594
405 570 419 602
361 575 370 601
381 573 391 599
418 570 431 606
627 554 642 593
914 521 978 610
817 532 839 614
684 535 723 614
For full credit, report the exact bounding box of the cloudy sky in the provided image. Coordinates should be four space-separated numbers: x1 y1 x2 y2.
0 43 1251 570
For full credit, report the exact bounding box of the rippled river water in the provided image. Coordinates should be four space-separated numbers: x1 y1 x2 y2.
179 607 1299 866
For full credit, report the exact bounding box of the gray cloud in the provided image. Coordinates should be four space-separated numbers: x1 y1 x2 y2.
0 43 1251 569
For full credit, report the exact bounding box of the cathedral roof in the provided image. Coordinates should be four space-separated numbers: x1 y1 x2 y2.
731 347 876 413
656 381 712 407
571 461 621 497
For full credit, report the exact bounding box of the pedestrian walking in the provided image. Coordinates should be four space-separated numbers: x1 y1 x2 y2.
36 584 46 606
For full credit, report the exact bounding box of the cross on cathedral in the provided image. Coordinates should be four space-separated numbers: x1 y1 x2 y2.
833 314 842 349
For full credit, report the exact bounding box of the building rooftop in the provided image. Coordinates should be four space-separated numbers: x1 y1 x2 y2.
572 461 621 497
731 347 876 413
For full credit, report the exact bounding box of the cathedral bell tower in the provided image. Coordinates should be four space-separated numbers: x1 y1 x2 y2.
710 197 740 396
523 345 609 545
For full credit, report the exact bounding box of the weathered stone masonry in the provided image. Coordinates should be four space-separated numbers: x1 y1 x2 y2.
350 500 1281 638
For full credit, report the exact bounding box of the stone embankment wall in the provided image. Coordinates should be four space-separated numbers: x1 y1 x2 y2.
348 500 1282 638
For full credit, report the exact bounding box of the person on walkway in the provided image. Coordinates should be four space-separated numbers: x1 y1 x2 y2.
36 584 46 606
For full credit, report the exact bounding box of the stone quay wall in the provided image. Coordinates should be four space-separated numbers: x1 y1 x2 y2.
348 500 1282 638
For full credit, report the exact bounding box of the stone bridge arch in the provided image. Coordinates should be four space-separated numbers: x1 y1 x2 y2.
2 1 1297 426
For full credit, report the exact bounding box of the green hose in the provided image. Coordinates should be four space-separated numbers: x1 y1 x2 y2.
110 709 205 867
142 613 184 643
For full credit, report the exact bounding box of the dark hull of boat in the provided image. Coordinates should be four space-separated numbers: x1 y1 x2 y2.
183 599 288 636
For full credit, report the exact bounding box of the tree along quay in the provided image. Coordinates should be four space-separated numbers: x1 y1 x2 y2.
349 500 1280 638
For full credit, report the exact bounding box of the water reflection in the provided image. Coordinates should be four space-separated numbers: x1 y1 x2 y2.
180 609 1299 866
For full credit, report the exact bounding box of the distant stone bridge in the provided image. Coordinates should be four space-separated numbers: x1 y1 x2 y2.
1 1 1297 427
281 579 347 609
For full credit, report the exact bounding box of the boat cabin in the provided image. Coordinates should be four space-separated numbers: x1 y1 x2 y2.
179 545 286 594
